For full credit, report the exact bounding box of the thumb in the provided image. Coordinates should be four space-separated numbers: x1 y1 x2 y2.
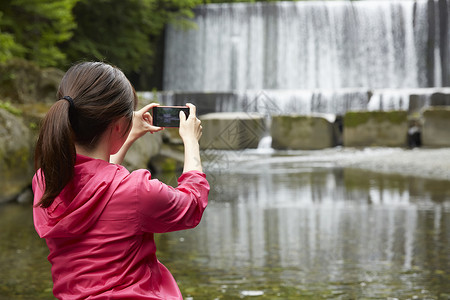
143 112 152 124
179 110 186 122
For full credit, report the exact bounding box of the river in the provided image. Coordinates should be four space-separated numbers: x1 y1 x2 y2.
0 149 449 299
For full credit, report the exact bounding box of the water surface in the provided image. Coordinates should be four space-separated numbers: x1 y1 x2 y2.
1 150 449 299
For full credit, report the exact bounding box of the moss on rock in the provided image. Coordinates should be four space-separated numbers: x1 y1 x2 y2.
345 111 407 128
0 108 34 203
343 110 408 147
422 106 450 147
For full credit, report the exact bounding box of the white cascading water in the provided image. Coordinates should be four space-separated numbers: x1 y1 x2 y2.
162 0 450 114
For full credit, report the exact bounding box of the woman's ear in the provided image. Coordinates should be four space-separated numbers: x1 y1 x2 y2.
112 117 131 136
109 117 132 156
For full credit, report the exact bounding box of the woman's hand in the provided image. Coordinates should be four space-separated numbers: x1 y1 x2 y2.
110 103 162 165
128 103 163 142
179 103 202 142
179 103 203 173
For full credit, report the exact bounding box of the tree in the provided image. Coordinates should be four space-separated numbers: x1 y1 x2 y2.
0 0 78 67
0 11 25 63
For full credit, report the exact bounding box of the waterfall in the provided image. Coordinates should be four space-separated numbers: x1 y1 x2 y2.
160 0 450 116
164 0 449 92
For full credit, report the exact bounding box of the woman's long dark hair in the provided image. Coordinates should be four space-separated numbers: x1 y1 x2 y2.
34 62 137 208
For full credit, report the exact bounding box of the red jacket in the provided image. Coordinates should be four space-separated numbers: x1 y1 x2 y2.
33 154 209 299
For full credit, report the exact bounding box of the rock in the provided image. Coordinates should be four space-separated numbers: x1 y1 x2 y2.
430 92 450 106
162 127 183 145
148 144 185 174
37 67 65 103
271 114 336 150
0 108 34 203
121 131 163 171
199 112 266 150
422 106 450 147
0 59 63 104
17 188 33 204
343 111 408 147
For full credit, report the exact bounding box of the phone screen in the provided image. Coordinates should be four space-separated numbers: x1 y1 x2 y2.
152 106 190 127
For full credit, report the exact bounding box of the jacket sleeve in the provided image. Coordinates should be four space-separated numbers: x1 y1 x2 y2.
135 170 210 233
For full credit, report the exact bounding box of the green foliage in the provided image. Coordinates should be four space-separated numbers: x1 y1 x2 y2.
0 33 21 63
0 0 78 67
63 0 201 74
0 11 25 63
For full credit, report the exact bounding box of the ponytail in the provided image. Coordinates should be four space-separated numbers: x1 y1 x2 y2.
34 99 76 208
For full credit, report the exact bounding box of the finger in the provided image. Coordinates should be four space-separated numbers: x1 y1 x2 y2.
143 111 151 120
140 103 160 114
143 112 153 125
179 110 187 122
185 103 196 118
149 125 163 132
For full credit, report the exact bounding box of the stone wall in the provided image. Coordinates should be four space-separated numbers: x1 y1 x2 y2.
422 106 450 147
271 114 337 150
343 111 408 147
199 112 265 150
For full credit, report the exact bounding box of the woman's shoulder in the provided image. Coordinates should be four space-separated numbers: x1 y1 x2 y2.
114 168 153 193
122 168 151 180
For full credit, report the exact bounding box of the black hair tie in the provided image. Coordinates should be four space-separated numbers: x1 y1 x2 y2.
62 96 75 110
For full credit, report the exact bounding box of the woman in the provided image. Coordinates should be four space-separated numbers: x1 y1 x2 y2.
33 61 209 299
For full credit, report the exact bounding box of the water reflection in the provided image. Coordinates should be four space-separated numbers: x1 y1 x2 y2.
1 150 449 299
201 170 447 265
157 151 450 299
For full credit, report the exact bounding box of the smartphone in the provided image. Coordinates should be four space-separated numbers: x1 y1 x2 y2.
152 106 190 127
